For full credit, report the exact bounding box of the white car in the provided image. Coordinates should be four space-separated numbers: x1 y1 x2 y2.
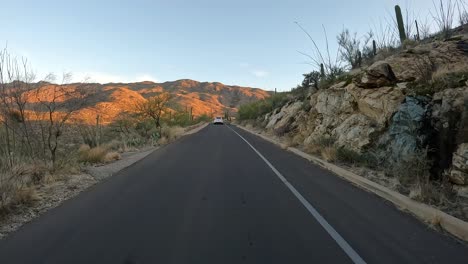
213 117 224 125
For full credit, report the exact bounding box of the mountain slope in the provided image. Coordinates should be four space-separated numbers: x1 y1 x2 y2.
27 79 270 124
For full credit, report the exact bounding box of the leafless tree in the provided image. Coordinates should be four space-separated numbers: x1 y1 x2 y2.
34 73 93 168
135 92 172 134
0 47 38 168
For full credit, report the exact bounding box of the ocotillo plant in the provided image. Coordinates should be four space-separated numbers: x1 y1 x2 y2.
395 5 407 43
372 40 377 56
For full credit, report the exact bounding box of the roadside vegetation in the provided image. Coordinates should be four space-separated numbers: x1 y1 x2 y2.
0 49 210 217
237 0 468 216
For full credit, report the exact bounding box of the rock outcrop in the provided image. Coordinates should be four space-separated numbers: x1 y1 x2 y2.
301 84 404 152
265 101 303 133
450 143 468 185
253 36 468 186
378 96 431 161
385 39 468 82
355 62 397 88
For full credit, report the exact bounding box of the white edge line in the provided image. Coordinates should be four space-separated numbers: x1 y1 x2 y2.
227 125 366 264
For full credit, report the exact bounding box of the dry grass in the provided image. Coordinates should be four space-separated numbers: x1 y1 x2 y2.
432 64 467 80
292 133 306 146
104 151 121 163
78 145 109 164
104 139 122 151
27 162 49 184
161 126 184 143
304 135 336 155
245 123 254 130
304 143 322 155
158 136 169 145
281 136 294 149
78 144 91 155
321 147 337 162
430 214 443 228
13 187 40 206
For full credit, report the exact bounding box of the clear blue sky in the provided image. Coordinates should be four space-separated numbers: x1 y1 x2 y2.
1 0 435 91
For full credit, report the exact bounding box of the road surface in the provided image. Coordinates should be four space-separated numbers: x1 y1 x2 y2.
1 124 467 263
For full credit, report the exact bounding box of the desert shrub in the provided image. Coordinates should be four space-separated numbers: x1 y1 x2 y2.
359 151 380 169
321 147 337 162
301 98 312 112
336 147 362 164
78 145 108 164
28 162 49 183
431 69 468 90
238 93 289 120
104 139 122 151
104 151 121 163
195 114 211 123
158 137 169 145
161 126 184 142
292 133 306 146
336 29 373 69
304 135 336 155
0 170 41 216
290 85 309 100
78 124 100 148
402 39 418 49
301 71 321 91
414 55 436 83
318 67 346 89
385 149 434 201
409 67 468 96
12 187 39 207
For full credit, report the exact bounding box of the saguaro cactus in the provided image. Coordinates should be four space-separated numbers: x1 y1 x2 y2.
395 5 406 43
372 40 377 56
320 63 325 77
357 50 362 68
415 20 420 41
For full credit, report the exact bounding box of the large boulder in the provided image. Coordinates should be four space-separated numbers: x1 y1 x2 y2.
266 101 303 132
450 143 468 185
301 85 403 152
314 88 355 116
347 84 405 125
333 114 380 151
355 62 397 88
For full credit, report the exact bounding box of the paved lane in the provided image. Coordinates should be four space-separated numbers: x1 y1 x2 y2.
0 124 467 263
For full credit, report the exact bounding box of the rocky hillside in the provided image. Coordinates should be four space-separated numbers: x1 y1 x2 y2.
25 80 270 124
245 36 468 191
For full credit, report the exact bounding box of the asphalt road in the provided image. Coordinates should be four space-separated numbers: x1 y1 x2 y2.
1 124 467 263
